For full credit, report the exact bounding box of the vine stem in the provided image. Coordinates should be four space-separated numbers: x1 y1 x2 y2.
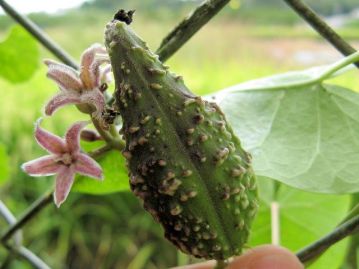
156 0 230 62
339 202 359 226
1 191 53 244
296 215 359 263
283 0 359 68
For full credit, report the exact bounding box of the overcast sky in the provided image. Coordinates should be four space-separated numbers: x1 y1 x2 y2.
0 0 88 14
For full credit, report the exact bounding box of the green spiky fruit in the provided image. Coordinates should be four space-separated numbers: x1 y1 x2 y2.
105 20 258 260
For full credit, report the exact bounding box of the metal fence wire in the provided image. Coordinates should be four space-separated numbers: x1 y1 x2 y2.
0 0 358 268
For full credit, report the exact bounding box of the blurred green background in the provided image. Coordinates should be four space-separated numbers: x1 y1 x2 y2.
0 0 359 268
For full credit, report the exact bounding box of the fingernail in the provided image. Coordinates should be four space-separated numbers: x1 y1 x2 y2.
247 253 304 269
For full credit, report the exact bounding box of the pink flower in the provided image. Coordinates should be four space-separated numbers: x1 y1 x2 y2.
22 119 103 207
44 44 111 119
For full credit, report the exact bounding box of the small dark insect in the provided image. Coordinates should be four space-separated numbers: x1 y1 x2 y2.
99 83 108 92
113 9 135 25
102 107 119 125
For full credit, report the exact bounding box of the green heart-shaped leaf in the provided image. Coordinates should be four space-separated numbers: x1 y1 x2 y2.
73 140 129 194
211 53 359 193
0 26 39 83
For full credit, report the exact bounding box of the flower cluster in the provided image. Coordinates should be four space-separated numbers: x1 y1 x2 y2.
22 120 103 207
44 44 110 119
22 44 111 207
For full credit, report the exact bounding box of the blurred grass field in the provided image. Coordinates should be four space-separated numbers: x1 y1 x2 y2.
1 5 359 269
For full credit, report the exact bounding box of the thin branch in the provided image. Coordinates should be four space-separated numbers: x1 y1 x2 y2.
339 202 359 226
4 245 51 269
1 191 53 244
0 200 22 246
296 215 359 263
156 0 230 62
341 194 359 268
283 0 359 68
88 144 113 159
0 0 78 69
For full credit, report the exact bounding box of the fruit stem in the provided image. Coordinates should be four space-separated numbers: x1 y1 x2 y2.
214 260 228 269
91 117 124 151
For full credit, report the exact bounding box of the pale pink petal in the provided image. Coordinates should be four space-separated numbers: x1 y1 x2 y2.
80 44 107 88
35 119 66 154
21 155 62 176
74 153 103 179
99 64 112 86
54 166 75 207
90 54 110 88
80 89 106 119
44 92 82 116
65 121 89 153
44 59 83 91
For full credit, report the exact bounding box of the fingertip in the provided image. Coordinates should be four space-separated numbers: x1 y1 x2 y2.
228 245 304 269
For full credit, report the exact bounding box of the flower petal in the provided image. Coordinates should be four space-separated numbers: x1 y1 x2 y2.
44 59 83 91
91 55 111 88
21 155 62 176
80 88 106 119
65 121 89 153
99 64 112 86
54 165 75 207
79 44 107 89
35 119 66 154
74 153 103 180
44 91 82 116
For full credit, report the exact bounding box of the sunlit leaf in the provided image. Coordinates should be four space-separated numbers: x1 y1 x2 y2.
72 140 129 194
249 178 350 269
211 54 359 193
0 26 39 83
0 143 10 185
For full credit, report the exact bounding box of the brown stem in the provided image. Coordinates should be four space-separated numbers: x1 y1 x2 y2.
283 0 359 68
156 0 230 62
296 215 359 263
